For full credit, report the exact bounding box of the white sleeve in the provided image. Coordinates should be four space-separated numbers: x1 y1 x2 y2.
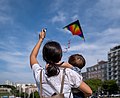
66 68 83 88
32 63 43 83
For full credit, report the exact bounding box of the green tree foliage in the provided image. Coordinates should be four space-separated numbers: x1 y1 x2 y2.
101 80 119 94
30 91 39 98
20 92 28 98
85 79 102 93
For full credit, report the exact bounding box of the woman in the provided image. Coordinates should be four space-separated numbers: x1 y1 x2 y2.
30 29 92 98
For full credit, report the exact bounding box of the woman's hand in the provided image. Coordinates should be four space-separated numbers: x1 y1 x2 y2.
39 29 46 40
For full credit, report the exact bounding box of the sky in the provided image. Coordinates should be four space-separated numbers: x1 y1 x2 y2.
0 0 120 84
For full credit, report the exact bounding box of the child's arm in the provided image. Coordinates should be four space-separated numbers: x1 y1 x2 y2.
60 62 73 68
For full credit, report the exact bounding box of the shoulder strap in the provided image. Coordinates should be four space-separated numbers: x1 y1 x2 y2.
40 70 43 98
60 68 65 93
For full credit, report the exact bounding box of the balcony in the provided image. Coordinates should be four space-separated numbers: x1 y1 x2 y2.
115 62 118 65
115 52 118 56
115 72 118 75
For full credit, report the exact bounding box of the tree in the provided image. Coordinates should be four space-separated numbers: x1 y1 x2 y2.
20 92 28 98
101 80 119 95
34 91 40 98
85 79 102 93
30 91 39 98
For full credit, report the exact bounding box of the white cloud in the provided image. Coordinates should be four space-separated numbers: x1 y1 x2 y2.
102 28 120 36
99 0 120 19
0 51 28 68
0 36 29 70
0 36 19 51
0 16 13 24
68 43 98 52
71 15 79 21
0 0 13 25
88 0 120 20
49 0 64 12
94 28 120 45
51 12 66 23
0 0 9 10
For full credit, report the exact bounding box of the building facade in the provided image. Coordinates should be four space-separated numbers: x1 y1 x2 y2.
108 45 120 86
85 61 107 81
81 72 88 81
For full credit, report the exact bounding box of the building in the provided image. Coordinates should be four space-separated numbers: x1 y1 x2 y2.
0 87 11 93
25 85 38 97
108 45 120 86
86 61 107 81
81 72 88 81
4 80 14 86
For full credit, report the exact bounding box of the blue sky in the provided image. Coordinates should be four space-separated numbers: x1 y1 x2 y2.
0 0 120 84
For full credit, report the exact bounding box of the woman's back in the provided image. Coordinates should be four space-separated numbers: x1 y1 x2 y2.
32 64 83 98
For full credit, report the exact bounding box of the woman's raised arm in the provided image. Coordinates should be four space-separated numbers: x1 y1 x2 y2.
30 29 46 67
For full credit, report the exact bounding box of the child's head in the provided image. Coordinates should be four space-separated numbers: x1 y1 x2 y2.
68 54 86 69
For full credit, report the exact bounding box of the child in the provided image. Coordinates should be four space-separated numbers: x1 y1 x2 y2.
68 54 85 75
62 54 86 98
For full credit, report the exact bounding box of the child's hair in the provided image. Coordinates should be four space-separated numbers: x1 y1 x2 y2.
42 41 62 77
68 54 86 69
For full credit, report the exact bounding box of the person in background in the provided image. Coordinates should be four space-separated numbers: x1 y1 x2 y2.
30 29 92 98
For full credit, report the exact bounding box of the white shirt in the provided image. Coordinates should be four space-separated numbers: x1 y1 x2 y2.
32 63 83 98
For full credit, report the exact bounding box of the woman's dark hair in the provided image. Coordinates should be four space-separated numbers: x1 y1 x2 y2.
42 41 62 77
